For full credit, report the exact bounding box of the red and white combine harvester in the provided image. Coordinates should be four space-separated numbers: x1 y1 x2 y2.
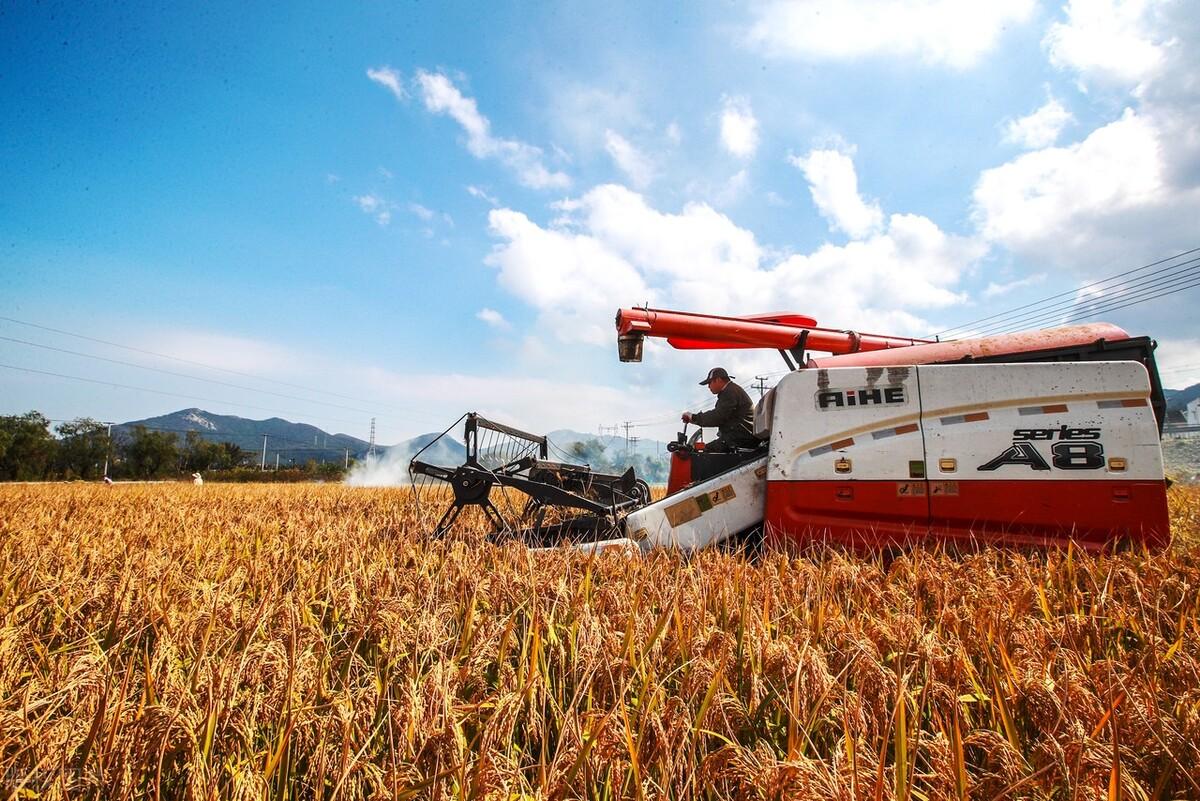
411 307 1170 552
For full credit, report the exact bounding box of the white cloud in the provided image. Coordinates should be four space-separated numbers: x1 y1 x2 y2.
1156 338 1200 390
604 130 656 187
719 96 759 158
971 0 1200 275
746 0 1036 69
789 148 884 239
982 273 1047 298
1043 0 1168 89
352 193 392 226
366 66 407 101
467 185 499 205
665 122 683 145
973 108 1200 267
485 180 981 352
408 202 435 221
1002 98 1074 149
413 70 570 190
476 307 511 329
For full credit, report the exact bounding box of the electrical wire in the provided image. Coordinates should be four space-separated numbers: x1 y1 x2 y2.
0 314 433 420
0 362 367 427
928 247 1200 339
0 334 388 418
962 259 1200 337
983 274 1200 336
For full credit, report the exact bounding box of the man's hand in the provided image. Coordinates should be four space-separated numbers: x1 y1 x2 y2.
681 412 693 424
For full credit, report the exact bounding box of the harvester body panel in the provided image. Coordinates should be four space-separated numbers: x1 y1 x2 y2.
763 361 1169 550
624 456 768 552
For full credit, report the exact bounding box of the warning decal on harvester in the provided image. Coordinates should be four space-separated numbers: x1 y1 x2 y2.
664 484 736 526
897 482 926 497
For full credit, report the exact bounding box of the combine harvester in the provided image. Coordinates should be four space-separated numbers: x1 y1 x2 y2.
411 307 1170 551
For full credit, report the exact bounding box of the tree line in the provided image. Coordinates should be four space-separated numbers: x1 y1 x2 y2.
0 411 346 481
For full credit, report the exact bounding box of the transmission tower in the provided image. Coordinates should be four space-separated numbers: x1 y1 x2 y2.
368 417 377 458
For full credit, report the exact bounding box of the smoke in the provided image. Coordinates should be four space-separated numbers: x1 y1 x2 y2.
344 451 413 487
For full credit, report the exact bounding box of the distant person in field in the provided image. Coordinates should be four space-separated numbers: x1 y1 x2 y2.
192 472 203 485
681 367 759 453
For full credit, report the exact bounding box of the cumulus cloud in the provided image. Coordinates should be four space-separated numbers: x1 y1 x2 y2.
604 130 656 187
485 172 981 352
719 96 759 158
1043 0 1168 89
366 66 407 101
970 0 1200 275
789 148 884 239
1002 98 1074 149
413 70 570 190
746 0 1036 69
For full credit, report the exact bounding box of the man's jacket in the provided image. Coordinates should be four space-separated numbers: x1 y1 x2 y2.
691 382 759 446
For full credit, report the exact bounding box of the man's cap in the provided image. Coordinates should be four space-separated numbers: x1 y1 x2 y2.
700 367 734 385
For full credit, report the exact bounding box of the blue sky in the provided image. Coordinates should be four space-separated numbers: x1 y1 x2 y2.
2 0 1198 444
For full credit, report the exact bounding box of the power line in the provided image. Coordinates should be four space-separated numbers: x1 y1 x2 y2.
0 334 388 418
0 362 367 427
927 247 1200 339
0 315 433 421
963 257 1200 338
984 273 1200 336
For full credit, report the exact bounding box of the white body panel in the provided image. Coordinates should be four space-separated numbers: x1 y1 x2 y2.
919 362 1162 481
768 366 923 482
623 456 768 553
764 362 1163 483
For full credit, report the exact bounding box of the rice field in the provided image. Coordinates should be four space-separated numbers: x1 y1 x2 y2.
1 483 1198 799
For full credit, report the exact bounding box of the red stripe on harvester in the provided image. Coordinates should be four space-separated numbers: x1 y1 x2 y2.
963 412 990 422
829 437 855 450
1041 404 1069 413
894 423 919 435
1121 398 1148 407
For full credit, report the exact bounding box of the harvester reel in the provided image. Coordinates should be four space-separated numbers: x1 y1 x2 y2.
409 413 650 546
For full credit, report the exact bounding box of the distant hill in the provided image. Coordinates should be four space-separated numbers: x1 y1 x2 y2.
115 408 377 467
1165 382 1200 413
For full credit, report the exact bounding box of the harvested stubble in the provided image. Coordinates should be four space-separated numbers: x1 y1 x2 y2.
1 484 1198 800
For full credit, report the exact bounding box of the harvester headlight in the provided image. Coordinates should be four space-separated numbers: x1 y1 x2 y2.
1107 457 1128 472
938 458 957 473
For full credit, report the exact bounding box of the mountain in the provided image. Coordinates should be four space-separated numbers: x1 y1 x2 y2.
1165 382 1200 412
545 429 671 463
115 408 378 466
383 431 467 468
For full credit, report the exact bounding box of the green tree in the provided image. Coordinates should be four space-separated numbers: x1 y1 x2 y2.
0 411 58 480
211 441 244 470
122 426 179 479
182 431 220 473
55 418 110 479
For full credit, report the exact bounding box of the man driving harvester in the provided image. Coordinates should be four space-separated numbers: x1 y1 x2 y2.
681 367 760 453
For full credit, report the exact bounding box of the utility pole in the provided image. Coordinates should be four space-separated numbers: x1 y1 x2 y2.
368 418 377 459
753 375 768 399
275 453 280 471
622 421 634 460
628 435 640 462
344 449 350 469
261 435 268 470
102 422 113 479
